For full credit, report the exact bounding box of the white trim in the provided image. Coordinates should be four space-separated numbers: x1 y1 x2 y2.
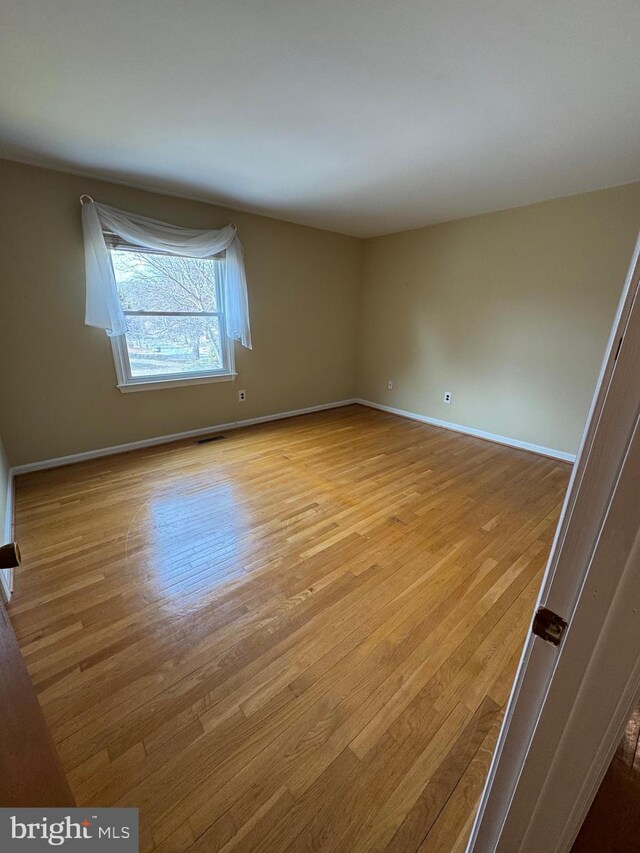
109 250 237 393
117 372 237 393
356 399 576 463
1 470 15 602
10 400 357 475
0 572 10 603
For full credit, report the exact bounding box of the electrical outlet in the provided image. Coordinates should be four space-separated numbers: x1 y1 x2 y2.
238 390 246 402
387 380 393 390
443 391 452 404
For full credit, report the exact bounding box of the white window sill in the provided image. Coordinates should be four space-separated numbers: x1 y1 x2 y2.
117 372 237 393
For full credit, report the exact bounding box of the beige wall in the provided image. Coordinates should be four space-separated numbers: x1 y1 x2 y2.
1 158 638 467
357 183 640 455
0 160 362 466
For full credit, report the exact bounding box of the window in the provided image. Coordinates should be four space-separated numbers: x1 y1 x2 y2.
107 235 235 391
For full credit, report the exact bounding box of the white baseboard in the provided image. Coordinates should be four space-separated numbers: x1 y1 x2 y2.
356 399 576 463
3 394 571 602
1 472 15 601
10 399 357 476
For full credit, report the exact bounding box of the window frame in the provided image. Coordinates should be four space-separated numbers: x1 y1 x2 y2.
106 236 236 393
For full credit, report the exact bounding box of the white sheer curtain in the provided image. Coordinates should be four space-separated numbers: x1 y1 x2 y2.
81 199 252 348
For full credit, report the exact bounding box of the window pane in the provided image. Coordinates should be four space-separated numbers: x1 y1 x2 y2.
125 316 225 377
111 249 218 312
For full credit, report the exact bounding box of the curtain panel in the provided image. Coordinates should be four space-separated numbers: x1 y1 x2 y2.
81 200 252 348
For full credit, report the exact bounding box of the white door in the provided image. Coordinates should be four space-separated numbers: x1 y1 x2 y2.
468 235 640 852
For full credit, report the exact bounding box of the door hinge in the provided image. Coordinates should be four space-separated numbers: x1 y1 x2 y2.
532 607 568 646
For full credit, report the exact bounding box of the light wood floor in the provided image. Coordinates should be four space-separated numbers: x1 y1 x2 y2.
9 405 570 852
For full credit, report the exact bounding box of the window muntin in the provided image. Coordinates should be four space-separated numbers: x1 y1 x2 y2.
108 241 235 388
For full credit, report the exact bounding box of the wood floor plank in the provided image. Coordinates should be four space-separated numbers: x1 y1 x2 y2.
383 698 501 853
9 405 570 851
416 712 504 852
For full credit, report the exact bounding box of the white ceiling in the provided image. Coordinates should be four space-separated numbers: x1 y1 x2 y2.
1 0 640 237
